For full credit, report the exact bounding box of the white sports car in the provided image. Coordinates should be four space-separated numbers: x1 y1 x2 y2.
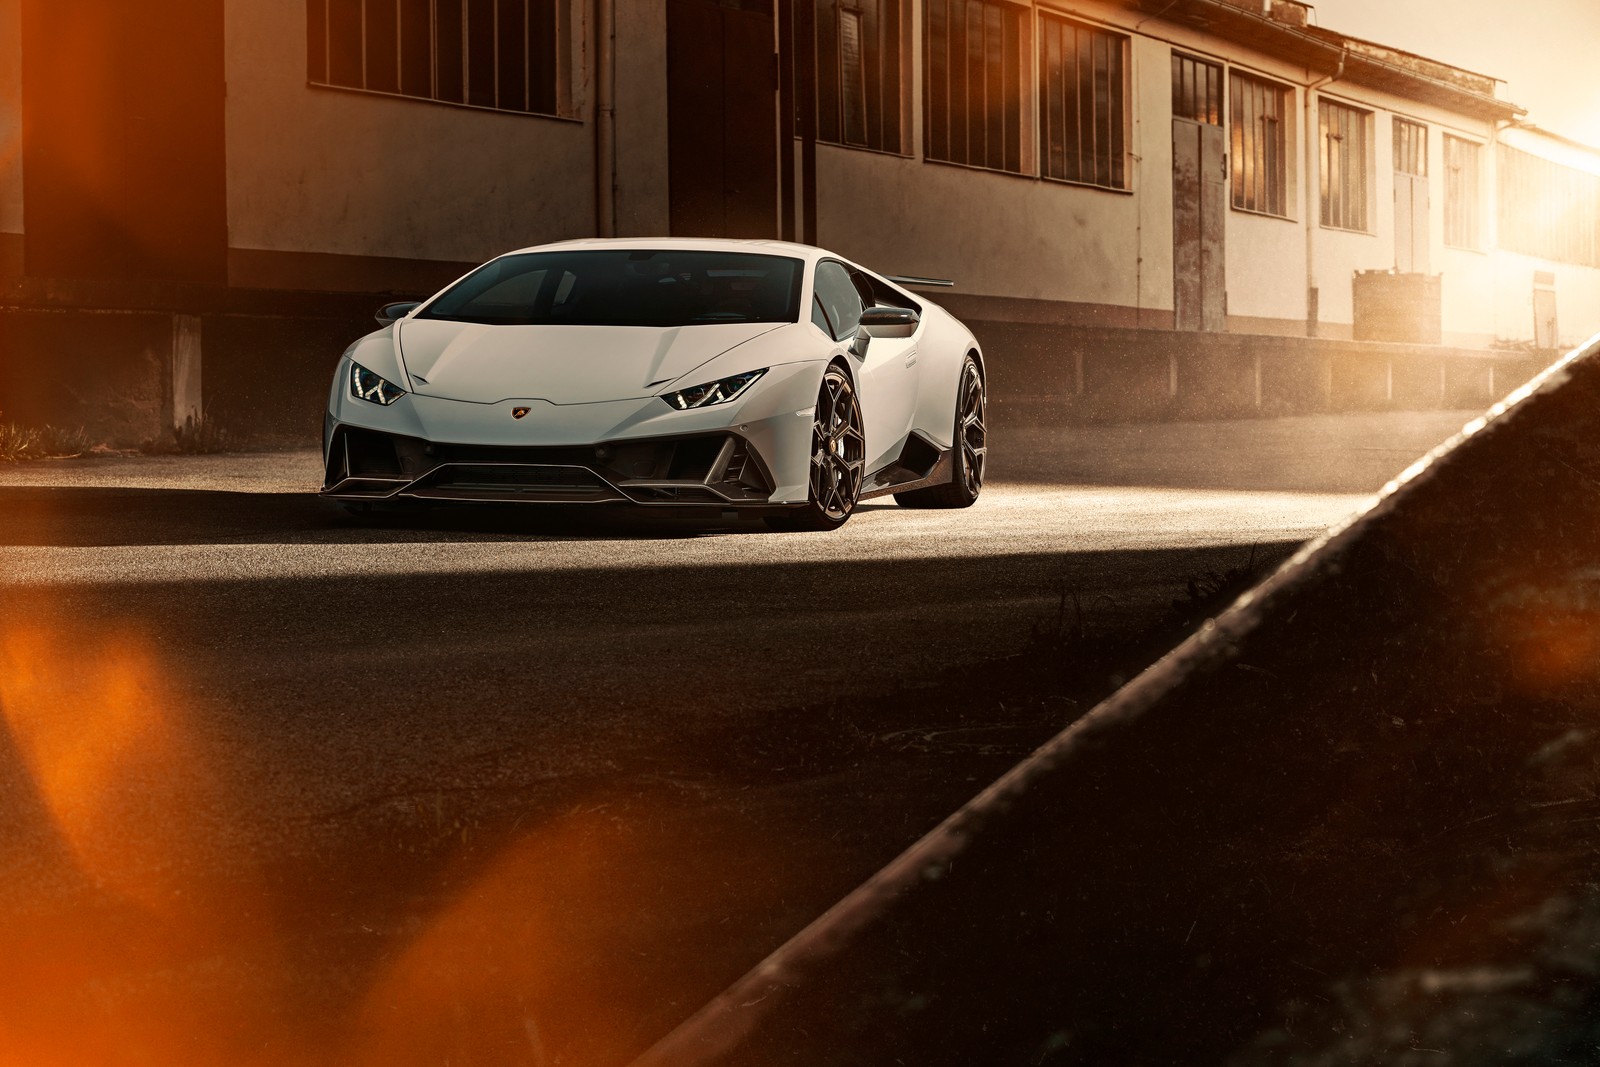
321 238 986 529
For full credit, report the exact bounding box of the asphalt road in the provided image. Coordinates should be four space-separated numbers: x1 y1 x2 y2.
0 411 1475 1067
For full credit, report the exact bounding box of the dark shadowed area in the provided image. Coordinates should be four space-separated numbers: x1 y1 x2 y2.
634 347 1600 1066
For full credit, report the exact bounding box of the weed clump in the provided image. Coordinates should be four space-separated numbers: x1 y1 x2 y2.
143 410 233 454
0 416 92 460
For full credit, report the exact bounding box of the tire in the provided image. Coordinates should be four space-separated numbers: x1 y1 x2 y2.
896 355 986 509
766 365 865 531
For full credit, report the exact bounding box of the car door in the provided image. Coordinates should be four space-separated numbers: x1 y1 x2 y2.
812 259 917 474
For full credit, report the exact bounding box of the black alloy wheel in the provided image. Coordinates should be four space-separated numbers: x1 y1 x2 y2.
768 365 864 531
896 355 985 509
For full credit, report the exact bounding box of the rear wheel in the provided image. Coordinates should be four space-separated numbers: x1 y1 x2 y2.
896 355 985 509
766 366 864 531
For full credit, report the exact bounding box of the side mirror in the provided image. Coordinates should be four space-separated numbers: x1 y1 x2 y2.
858 306 920 339
376 301 422 326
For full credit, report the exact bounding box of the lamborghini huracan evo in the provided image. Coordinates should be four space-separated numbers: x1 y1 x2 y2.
321 238 986 529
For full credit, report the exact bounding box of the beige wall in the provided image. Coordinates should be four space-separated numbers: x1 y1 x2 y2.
817 145 1143 311
612 0 670 236
224 0 597 271
0 0 22 239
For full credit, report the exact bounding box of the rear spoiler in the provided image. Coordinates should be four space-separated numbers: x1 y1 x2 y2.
884 274 955 289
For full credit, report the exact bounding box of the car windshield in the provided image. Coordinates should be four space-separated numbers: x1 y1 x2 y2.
417 249 805 327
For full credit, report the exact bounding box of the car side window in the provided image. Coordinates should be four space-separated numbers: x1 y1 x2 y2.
811 293 834 337
813 260 864 343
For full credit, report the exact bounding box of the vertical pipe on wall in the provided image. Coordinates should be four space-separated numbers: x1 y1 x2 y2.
798 0 817 244
778 0 796 241
595 0 616 236
1303 53 1343 338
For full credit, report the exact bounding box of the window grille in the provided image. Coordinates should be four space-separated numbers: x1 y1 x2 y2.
1171 53 1221 126
1230 72 1287 216
1319 98 1370 231
1497 144 1600 266
815 0 905 152
1039 15 1127 190
1443 135 1483 250
308 0 567 117
1393 117 1426 177
924 0 1028 174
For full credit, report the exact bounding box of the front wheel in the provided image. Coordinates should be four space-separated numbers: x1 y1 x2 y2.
766 365 864 531
896 356 985 509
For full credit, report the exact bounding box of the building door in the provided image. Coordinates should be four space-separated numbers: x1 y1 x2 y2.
1171 54 1226 331
667 0 778 238
1393 118 1430 273
1534 271 1558 349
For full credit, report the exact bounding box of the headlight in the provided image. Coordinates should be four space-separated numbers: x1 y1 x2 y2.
350 362 406 406
662 369 766 410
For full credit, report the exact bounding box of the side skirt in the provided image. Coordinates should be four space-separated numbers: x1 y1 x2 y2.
858 432 954 501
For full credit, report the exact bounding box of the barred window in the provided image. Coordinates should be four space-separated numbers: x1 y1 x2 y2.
1444 135 1482 250
1319 98 1370 231
1393 117 1426 176
1038 15 1126 190
1171 52 1221 126
1497 145 1600 267
1229 72 1287 216
924 0 1029 174
816 0 905 153
308 0 569 117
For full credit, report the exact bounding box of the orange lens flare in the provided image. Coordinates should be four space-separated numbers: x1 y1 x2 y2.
0 613 280 1066
353 812 652 1067
0 623 189 910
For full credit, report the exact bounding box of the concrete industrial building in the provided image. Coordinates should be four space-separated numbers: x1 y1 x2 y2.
2 0 1598 442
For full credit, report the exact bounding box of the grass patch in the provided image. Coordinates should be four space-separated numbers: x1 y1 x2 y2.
0 419 93 460
143 410 233 455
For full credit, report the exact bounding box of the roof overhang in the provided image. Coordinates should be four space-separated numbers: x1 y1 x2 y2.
1126 0 1525 122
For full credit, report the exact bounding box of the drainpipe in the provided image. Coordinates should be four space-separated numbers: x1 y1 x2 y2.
798 0 818 244
778 0 796 241
1304 51 1343 339
595 0 616 237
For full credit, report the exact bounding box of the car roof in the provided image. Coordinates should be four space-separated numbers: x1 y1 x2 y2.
498 236 836 262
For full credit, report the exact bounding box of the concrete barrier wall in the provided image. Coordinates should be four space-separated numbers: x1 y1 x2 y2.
0 309 176 445
974 318 1553 423
0 283 385 445
634 334 1600 1065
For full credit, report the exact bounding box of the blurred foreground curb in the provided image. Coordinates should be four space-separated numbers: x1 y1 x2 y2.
635 332 1600 1066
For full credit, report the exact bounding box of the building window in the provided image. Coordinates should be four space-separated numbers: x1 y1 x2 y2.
1038 16 1126 190
1497 144 1600 267
1171 53 1221 126
816 0 905 153
307 0 569 117
1444 135 1482 250
1393 117 1426 177
924 0 1029 174
1230 72 1287 216
1319 98 1370 231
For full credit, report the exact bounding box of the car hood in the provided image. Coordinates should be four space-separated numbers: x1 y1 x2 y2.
394 319 785 404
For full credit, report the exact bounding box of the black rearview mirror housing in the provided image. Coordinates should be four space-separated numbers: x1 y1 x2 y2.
858 306 920 340
375 301 422 326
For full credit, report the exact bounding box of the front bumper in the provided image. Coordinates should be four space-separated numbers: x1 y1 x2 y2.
322 425 782 506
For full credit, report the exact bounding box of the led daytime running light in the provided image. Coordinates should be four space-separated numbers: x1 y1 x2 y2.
663 369 766 410
350 362 406 406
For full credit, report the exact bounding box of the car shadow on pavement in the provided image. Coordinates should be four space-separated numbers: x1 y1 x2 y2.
0 485 837 548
